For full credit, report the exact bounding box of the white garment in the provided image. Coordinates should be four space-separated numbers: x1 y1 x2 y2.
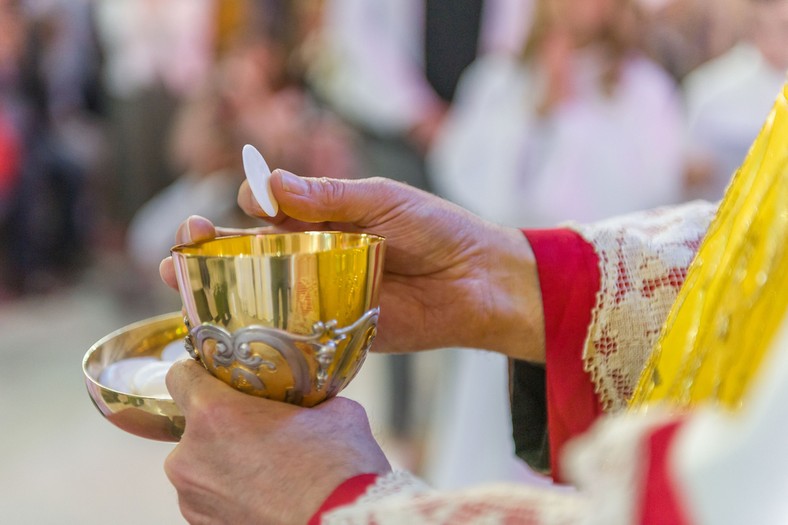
313 0 533 134
683 42 787 200
429 51 685 228
675 318 788 525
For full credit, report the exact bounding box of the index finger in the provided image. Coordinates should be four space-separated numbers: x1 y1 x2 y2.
175 215 217 245
159 256 178 290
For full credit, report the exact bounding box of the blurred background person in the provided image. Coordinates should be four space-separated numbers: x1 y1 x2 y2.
0 0 23 298
219 0 359 182
125 83 246 311
682 0 788 200
430 0 684 228
0 0 104 296
639 0 747 81
0 106 19 223
124 0 360 310
94 0 215 230
312 0 534 191
424 0 685 489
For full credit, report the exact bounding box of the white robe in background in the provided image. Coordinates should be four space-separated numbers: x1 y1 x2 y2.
429 51 685 228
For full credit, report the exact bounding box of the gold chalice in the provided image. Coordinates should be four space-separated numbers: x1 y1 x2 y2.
171 231 385 407
83 231 385 441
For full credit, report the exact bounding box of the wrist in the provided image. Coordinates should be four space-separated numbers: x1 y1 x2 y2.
307 473 381 525
475 226 545 362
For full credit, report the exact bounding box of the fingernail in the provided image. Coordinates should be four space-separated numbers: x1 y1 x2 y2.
184 219 194 242
278 169 309 195
239 185 262 213
176 216 199 244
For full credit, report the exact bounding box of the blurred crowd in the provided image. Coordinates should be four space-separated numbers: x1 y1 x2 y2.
1 0 786 482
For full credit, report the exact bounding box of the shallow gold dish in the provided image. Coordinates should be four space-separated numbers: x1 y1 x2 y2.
83 312 187 442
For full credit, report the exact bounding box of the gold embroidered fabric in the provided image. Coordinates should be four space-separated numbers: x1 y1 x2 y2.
630 83 788 409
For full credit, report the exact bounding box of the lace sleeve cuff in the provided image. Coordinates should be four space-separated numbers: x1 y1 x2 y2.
567 200 717 410
320 471 432 524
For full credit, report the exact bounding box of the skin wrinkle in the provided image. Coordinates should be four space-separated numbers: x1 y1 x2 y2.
165 450 216 517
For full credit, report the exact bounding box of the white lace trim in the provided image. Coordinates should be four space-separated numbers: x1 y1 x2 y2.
355 470 432 505
322 476 591 525
568 201 717 411
321 412 685 525
563 408 677 525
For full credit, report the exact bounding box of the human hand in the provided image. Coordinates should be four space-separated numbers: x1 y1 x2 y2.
164 359 390 525
160 171 544 361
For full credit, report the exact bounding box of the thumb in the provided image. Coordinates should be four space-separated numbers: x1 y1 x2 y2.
166 359 235 416
269 170 408 226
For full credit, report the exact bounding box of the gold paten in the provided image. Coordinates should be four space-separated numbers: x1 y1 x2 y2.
83 312 187 441
631 83 788 409
171 231 385 407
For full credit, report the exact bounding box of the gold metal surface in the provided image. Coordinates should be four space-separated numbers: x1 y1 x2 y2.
171 231 386 407
82 312 187 442
631 83 788 410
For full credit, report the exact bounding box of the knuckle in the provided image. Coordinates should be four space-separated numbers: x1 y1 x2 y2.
316 177 346 207
164 448 188 488
330 396 367 421
184 394 233 436
178 499 210 525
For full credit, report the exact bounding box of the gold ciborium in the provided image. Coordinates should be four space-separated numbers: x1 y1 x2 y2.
171 231 385 407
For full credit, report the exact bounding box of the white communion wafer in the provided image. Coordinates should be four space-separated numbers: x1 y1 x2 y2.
99 357 160 393
242 144 279 217
160 338 191 362
131 361 173 398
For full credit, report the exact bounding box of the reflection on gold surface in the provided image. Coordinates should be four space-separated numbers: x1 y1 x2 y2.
171 231 386 407
83 313 187 442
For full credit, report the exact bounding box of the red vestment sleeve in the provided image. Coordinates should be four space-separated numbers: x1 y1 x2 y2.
307 473 380 525
522 228 604 481
639 419 692 525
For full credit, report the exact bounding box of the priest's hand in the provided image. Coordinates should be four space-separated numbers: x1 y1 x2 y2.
160 172 544 362
164 359 390 525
